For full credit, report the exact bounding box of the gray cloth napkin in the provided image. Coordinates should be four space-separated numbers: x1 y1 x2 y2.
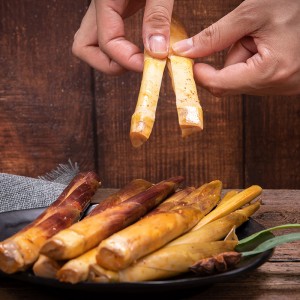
0 160 80 213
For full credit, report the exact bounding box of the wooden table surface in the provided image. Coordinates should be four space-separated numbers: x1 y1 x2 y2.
0 189 299 300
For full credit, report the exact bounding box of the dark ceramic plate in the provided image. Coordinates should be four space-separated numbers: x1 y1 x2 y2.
0 206 274 293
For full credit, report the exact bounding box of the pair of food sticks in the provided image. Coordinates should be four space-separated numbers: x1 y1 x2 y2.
130 16 204 148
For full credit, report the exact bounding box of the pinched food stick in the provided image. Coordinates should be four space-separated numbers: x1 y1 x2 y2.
130 51 167 148
168 16 203 137
96 180 222 271
40 176 184 260
0 171 100 274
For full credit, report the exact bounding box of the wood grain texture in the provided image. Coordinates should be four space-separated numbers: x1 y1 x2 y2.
244 96 300 188
0 0 299 190
0 0 95 177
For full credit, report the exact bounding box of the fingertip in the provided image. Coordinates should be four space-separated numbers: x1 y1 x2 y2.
145 34 169 59
130 52 144 73
171 38 194 56
142 0 173 58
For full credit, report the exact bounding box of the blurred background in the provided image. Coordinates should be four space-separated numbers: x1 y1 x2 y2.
0 0 299 189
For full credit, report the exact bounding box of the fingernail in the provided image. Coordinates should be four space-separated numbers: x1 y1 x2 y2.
148 34 168 54
172 38 193 54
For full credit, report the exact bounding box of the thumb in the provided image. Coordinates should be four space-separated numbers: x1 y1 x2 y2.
143 0 174 58
172 4 259 58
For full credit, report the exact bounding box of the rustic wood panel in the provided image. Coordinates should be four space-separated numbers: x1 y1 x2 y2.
245 96 300 188
95 0 244 189
0 0 95 177
0 0 299 190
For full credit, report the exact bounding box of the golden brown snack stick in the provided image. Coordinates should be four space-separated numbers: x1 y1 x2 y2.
145 187 195 215
40 176 184 260
33 255 65 279
88 179 153 216
0 171 100 274
56 248 98 284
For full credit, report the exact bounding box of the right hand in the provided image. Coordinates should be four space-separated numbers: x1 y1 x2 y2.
171 0 300 96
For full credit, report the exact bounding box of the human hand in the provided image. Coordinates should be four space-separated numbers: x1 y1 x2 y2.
172 0 300 96
72 0 174 75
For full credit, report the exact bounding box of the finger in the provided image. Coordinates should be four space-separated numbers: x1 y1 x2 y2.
172 3 262 58
193 49 279 96
72 1 125 75
75 45 125 76
224 36 257 67
142 0 174 58
95 0 144 72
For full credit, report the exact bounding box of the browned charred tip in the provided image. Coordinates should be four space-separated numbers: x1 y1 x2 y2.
189 251 242 276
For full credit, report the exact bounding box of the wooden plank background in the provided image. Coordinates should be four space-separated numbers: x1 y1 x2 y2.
0 0 299 189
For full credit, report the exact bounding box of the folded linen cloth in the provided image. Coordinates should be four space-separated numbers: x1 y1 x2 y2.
0 160 79 213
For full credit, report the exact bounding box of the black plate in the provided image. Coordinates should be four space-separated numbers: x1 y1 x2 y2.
0 206 274 294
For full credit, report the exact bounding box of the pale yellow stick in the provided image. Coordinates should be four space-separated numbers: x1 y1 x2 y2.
192 185 262 231
218 190 239 207
167 201 261 246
